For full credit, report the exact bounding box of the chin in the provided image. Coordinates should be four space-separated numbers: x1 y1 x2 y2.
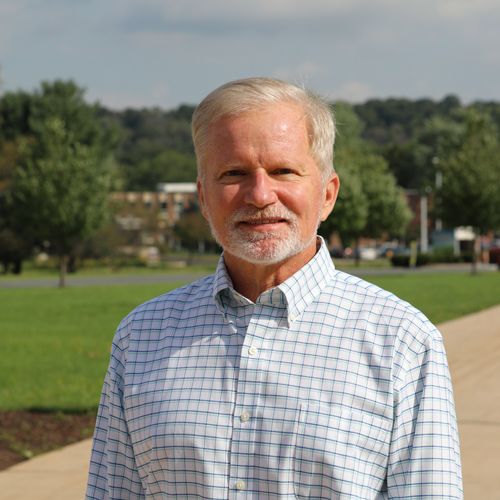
207 211 319 267
225 235 313 266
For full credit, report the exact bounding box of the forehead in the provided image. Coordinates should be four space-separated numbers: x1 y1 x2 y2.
207 103 309 151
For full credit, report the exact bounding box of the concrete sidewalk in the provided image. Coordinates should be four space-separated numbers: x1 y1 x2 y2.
438 304 500 500
1 305 499 499
0 438 92 500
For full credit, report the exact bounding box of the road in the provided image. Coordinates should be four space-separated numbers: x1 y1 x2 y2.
0 262 497 289
0 272 213 289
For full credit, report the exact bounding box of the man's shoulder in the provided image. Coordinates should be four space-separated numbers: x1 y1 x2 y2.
324 269 439 339
327 269 403 303
117 274 216 332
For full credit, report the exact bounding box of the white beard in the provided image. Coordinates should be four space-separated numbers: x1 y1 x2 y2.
207 205 320 265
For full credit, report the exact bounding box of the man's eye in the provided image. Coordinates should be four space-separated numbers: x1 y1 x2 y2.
277 168 294 175
225 170 241 176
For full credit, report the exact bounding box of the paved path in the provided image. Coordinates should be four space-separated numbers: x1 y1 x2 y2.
438 304 500 500
0 439 92 500
0 272 212 289
1 304 499 499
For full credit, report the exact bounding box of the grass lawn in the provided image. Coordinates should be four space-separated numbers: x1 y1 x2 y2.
367 272 500 324
1 271 499 412
0 283 186 412
0 260 219 281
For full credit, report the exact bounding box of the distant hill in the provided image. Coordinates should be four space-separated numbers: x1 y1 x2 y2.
96 97 500 191
97 104 198 191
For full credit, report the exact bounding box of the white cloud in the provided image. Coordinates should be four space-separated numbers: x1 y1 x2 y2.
126 0 358 23
58 41 73 55
483 49 500 65
414 79 430 93
0 1 19 51
86 85 169 110
330 82 374 103
0 1 17 15
151 82 169 101
273 63 328 83
2 0 500 108
432 0 500 20
118 0 399 38
118 0 500 31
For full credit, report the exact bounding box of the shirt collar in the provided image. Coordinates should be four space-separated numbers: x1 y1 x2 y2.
277 237 336 322
212 237 336 324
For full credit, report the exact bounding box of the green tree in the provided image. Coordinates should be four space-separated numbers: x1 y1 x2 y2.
121 149 198 191
108 104 197 190
320 102 412 252
0 140 36 273
357 153 412 239
411 115 466 186
383 115 465 189
353 94 462 145
8 118 114 286
319 164 368 246
173 211 213 264
437 107 500 273
0 80 118 152
0 80 120 277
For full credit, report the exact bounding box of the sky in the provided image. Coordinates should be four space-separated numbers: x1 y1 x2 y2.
1 0 499 111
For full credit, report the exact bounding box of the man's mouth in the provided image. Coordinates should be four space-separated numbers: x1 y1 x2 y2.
243 220 284 225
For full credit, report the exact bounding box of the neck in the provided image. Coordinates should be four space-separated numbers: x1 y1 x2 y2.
224 238 320 302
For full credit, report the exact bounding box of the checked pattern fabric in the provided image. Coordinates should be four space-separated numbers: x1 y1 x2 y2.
87 239 462 499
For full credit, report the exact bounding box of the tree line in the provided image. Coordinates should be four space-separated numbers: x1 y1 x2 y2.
1 79 500 284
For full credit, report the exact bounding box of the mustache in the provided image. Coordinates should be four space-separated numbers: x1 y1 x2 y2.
226 206 297 225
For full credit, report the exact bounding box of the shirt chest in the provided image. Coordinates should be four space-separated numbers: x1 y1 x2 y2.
122 310 393 498
123 304 393 431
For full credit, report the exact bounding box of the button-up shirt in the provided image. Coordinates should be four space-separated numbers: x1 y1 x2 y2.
86 240 462 499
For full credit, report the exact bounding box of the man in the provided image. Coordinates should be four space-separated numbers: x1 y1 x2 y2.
87 78 462 499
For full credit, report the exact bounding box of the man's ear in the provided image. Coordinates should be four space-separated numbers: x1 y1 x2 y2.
320 173 340 221
197 179 209 221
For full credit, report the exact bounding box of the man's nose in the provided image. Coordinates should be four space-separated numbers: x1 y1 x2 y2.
243 171 278 208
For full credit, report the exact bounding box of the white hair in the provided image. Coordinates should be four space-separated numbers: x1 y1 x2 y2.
191 77 335 185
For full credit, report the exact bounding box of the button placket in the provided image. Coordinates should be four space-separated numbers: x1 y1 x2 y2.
229 307 266 496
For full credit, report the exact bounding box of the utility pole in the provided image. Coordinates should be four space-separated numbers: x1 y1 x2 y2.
434 157 442 232
420 192 428 254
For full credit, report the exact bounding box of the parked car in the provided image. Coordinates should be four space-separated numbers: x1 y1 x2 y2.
354 246 377 261
489 239 500 268
329 247 345 259
376 242 400 258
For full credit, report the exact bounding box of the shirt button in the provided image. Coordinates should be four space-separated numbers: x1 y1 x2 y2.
240 411 250 422
289 313 296 322
236 480 246 490
248 346 258 356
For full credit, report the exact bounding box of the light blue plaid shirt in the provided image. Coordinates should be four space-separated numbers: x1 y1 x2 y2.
87 239 462 499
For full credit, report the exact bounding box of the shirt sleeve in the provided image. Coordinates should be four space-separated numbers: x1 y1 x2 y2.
387 327 463 499
86 328 145 500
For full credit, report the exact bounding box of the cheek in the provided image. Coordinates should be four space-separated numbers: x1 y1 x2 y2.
280 186 317 214
205 186 240 224
215 185 243 209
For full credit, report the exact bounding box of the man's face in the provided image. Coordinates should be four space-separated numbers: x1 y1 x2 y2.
197 102 338 267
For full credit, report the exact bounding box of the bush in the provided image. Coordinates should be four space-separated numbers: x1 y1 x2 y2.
430 249 460 263
390 255 410 267
461 251 473 263
391 250 474 267
391 253 431 267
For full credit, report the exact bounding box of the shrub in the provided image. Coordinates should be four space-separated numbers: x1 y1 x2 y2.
391 253 431 267
391 250 474 267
